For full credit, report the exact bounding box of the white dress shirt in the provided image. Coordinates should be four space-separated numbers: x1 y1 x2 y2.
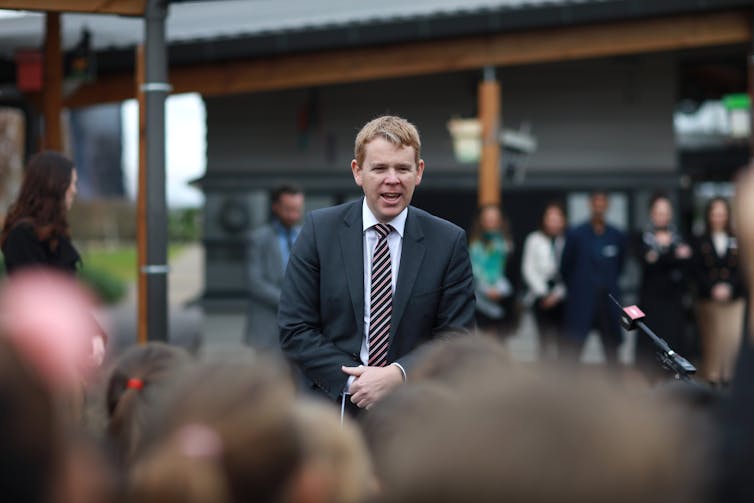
345 199 407 392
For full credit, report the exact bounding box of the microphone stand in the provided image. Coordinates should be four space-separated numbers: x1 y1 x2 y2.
608 294 696 382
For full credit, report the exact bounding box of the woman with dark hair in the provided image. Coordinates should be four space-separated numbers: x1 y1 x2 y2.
633 193 693 382
1 151 80 275
468 205 515 338
692 196 745 386
521 202 567 359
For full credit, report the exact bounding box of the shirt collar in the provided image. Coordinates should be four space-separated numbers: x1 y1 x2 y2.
361 198 407 238
273 219 300 235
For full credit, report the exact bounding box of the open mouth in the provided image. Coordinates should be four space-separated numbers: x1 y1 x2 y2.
381 193 401 203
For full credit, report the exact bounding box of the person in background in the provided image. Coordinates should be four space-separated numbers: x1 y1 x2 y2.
469 205 515 338
521 202 567 359
1 151 79 275
245 184 305 351
560 191 627 365
633 193 693 382
692 197 745 386
1 151 107 371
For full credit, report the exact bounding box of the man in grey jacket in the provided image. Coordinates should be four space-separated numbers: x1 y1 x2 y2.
245 184 304 350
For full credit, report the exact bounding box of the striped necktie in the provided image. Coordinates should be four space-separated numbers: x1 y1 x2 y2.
368 223 392 367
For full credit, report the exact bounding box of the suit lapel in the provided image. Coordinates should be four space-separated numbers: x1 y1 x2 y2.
391 207 425 339
339 202 365 334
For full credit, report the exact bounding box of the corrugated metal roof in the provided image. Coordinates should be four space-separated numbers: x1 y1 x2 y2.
0 0 752 62
0 0 605 55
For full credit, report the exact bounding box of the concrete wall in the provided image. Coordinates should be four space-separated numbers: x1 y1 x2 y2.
500 54 676 172
205 52 676 176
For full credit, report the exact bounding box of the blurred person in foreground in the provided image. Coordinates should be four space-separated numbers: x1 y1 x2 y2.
0 335 63 503
0 334 117 503
128 352 299 503
0 270 104 419
278 115 475 413
129 352 374 503
1 151 80 275
521 202 567 359
560 191 627 365
633 193 693 383
692 196 745 386
376 361 703 503
716 165 754 502
468 205 516 338
105 342 190 467
245 184 305 351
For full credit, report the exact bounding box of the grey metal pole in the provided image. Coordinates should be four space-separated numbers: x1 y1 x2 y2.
143 0 171 341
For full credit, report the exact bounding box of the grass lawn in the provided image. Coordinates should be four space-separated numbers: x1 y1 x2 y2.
80 243 186 283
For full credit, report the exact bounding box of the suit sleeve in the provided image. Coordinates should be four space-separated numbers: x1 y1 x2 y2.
394 228 475 373
560 228 576 283
277 213 357 400
246 230 281 309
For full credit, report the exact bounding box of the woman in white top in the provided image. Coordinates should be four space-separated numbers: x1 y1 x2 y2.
521 202 567 359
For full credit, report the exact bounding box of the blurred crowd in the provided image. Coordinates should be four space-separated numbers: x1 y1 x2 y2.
470 188 750 387
1 271 754 503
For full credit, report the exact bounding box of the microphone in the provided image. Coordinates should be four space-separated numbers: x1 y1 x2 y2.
608 294 696 380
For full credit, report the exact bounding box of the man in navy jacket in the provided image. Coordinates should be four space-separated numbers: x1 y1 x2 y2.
560 191 627 364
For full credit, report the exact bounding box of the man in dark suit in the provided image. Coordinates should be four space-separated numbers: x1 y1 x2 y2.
245 184 304 350
560 191 627 364
278 115 475 410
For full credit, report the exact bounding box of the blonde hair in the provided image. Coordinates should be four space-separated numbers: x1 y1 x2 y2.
354 116 421 167
291 399 376 503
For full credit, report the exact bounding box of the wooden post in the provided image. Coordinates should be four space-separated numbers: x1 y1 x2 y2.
478 67 501 207
136 44 148 345
42 12 62 151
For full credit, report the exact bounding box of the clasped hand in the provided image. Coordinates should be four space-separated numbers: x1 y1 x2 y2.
342 364 403 409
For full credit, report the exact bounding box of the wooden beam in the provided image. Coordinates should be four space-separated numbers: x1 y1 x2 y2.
478 76 500 207
65 9 751 108
0 0 145 15
42 12 62 150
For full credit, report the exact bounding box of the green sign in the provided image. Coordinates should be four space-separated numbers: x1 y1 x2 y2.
723 93 750 110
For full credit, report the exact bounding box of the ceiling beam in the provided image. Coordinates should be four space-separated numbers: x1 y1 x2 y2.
0 0 145 15
64 9 751 108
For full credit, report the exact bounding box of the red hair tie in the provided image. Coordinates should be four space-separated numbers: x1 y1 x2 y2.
127 378 144 390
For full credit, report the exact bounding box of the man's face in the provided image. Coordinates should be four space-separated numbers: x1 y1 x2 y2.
351 137 424 223
272 192 304 228
590 193 609 219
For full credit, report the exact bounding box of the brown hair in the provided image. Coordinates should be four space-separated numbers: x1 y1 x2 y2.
128 353 301 503
379 365 702 503
0 335 62 502
704 196 733 235
106 342 190 467
539 201 566 233
468 204 511 247
354 116 421 167
1 151 74 251
290 399 376 503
